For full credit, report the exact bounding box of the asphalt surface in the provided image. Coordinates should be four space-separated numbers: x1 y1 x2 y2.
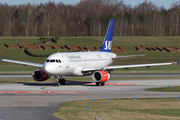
1 73 180 78
0 74 180 120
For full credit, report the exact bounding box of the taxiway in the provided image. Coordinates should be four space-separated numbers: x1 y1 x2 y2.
0 78 180 120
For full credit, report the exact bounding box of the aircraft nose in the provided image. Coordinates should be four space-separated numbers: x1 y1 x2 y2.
43 63 53 75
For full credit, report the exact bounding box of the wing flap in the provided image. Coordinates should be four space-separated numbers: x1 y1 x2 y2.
83 62 177 72
105 62 176 69
2 58 43 68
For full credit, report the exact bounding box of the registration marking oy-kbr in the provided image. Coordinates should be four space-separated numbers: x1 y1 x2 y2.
87 83 137 86
0 91 86 94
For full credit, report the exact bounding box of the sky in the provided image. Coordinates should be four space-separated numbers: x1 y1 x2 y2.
0 0 179 9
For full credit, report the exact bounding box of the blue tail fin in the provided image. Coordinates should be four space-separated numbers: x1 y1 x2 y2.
100 19 114 52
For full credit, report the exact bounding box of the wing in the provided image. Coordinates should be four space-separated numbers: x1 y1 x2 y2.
82 62 177 72
112 54 145 59
2 57 43 68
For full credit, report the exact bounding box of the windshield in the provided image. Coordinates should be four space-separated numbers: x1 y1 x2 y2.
46 59 50 62
46 59 61 63
50 60 55 63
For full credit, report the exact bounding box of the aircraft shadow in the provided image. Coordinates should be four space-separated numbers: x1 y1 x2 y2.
23 81 93 86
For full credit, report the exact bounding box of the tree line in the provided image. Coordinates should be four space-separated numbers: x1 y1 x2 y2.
0 0 180 37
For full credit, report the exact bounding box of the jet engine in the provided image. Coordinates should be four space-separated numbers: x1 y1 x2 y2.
92 71 111 83
32 69 50 81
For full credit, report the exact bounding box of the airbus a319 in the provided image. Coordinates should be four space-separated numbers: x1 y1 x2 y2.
2 19 177 86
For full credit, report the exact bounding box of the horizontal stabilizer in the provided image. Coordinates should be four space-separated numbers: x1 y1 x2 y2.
112 54 145 59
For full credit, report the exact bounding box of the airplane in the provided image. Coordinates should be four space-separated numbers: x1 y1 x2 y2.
2 19 177 86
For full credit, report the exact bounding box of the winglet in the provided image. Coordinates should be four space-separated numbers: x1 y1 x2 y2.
177 61 180 66
2 57 4 60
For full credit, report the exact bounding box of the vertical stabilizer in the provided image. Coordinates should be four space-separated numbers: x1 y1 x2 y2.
100 19 114 52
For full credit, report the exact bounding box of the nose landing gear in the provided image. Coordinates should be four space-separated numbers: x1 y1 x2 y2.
55 76 66 86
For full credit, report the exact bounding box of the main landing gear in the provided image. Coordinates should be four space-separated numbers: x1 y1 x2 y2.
96 82 105 86
55 76 66 86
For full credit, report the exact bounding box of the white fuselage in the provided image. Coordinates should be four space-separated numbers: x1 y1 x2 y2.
43 51 117 76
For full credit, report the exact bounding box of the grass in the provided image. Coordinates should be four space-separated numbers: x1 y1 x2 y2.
146 86 180 92
53 98 180 120
1 36 180 73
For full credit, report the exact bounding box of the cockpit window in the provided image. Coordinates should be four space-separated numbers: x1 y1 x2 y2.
56 59 61 63
50 59 55 63
46 59 61 63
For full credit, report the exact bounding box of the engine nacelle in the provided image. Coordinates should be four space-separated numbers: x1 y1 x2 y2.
32 69 50 81
92 71 111 83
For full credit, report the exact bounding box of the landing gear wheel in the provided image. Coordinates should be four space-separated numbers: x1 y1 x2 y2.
61 79 65 85
101 83 105 86
96 82 100 86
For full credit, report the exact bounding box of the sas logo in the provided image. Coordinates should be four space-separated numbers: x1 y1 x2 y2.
104 41 112 50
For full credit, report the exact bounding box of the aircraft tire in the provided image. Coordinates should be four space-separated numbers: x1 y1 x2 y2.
96 82 100 86
61 79 65 85
101 83 105 86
